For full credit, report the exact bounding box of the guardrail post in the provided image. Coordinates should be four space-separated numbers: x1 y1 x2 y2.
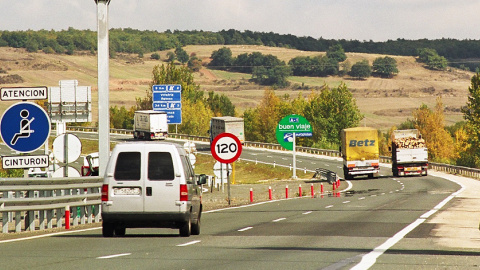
2 209 8 233
26 190 35 232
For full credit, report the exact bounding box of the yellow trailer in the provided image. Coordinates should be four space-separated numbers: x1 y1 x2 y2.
341 127 380 180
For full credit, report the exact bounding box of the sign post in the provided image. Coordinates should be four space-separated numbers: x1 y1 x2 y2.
276 114 312 179
210 133 242 205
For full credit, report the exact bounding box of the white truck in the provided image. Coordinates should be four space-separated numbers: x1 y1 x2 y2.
133 110 168 140
209 116 245 144
391 129 428 176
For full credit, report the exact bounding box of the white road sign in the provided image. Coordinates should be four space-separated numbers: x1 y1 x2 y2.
210 133 243 163
2 155 49 169
1 86 48 101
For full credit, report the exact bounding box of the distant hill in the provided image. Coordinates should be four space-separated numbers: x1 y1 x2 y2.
0 45 472 130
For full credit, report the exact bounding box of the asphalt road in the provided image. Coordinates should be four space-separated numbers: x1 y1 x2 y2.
1 133 479 269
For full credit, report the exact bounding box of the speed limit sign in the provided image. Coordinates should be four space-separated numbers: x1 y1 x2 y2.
211 133 242 163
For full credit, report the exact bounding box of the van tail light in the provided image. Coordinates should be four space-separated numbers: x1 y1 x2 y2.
102 184 109 201
180 184 188 201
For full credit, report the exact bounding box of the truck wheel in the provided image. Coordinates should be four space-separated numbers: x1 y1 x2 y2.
179 218 191 237
114 226 126 236
343 167 352 180
191 214 201 235
102 222 114 237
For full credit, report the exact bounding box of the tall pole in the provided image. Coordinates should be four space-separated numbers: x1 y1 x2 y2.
95 0 111 177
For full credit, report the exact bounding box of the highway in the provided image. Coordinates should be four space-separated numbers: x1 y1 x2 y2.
0 133 479 269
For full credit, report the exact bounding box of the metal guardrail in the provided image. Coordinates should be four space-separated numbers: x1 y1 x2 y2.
0 176 102 234
312 168 339 184
68 126 480 180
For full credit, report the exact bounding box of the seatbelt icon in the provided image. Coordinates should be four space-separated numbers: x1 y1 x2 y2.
11 109 35 145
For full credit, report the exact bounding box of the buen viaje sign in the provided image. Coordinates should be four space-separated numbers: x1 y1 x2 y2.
276 114 312 150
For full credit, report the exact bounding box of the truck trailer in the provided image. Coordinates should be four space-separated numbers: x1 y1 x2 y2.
391 129 428 176
133 110 168 140
209 117 245 144
341 127 380 180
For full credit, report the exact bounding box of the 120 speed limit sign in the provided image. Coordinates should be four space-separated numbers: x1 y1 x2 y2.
211 133 242 163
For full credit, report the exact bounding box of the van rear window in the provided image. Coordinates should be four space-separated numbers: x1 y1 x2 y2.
148 152 174 180
114 152 141 181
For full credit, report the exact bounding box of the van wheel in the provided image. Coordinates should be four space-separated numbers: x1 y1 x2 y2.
179 218 191 237
192 215 201 235
115 226 126 236
102 222 114 237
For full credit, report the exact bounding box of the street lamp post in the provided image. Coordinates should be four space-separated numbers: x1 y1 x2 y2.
94 0 111 177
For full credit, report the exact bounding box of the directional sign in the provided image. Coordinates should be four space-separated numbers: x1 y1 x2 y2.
211 133 243 163
1 86 48 101
0 102 51 153
276 114 312 150
152 84 182 124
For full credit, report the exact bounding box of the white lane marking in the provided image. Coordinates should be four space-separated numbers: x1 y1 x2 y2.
97 253 131 259
272 218 286 222
177 240 201 247
303 211 312 215
342 201 351 204
325 205 334 208
238 227 253 232
359 197 366 200
351 174 466 270
0 227 100 244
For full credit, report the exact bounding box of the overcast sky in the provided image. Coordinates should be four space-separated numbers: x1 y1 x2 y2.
1 0 479 41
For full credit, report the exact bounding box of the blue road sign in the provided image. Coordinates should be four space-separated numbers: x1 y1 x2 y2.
0 102 51 153
152 84 182 124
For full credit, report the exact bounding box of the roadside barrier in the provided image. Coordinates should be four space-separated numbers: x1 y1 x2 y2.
0 176 102 234
66 126 480 180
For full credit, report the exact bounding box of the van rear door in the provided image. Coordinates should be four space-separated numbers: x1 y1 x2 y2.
109 150 144 213
143 149 179 212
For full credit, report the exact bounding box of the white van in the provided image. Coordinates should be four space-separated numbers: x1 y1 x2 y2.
101 142 206 237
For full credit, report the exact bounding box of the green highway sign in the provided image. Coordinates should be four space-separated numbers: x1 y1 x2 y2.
275 114 312 150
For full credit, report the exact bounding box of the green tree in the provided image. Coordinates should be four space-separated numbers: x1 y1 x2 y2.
206 91 236 116
326 44 347 62
349 60 371 79
417 48 448 71
304 83 363 147
209 47 233 70
243 90 281 143
187 53 202 72
110 105 135 129
372 56 398 78
166 51 176 62
150 52 161 60
251 65 291 87
460 72 480 167
179 98 213 135
175 46 189 64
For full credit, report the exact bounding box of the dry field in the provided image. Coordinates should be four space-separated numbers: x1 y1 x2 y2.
0 45 473 131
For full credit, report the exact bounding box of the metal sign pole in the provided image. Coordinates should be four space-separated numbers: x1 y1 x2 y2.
227 168 231 205
293 132 297 179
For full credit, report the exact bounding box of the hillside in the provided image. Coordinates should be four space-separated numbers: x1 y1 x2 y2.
0 45 473 130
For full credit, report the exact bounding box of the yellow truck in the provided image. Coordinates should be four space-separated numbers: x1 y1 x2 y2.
341 127 380 180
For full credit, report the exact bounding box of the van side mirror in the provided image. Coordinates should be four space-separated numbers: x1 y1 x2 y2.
197 174 207 185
